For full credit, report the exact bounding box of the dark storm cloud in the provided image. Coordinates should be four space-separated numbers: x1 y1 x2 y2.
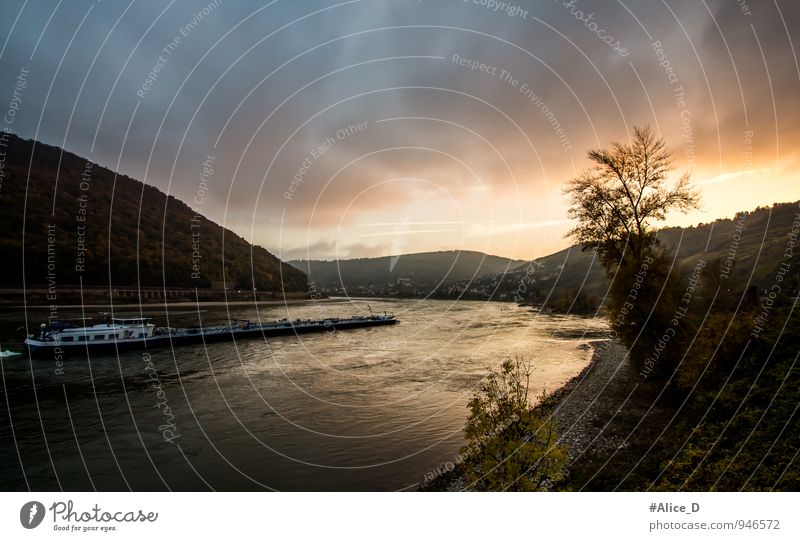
1 0 798 259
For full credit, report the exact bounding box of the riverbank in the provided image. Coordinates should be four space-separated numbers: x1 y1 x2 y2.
538 340 635 462
13 297 344 310
0 287 319 307
419 339 665 491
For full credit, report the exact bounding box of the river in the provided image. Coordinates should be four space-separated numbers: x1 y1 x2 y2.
0 298 608 491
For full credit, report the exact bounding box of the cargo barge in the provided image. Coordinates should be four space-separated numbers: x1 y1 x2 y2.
24 313 397 356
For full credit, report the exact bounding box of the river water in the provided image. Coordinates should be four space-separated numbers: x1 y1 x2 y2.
0 298 607 491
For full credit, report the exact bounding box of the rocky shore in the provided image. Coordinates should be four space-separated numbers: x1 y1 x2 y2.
538 339 637 462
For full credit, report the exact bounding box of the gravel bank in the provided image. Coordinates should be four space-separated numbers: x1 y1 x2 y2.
537 340 638 461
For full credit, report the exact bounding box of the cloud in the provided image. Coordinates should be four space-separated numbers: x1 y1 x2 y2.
466 220 569 237
2 0 799 259
702 168 770 185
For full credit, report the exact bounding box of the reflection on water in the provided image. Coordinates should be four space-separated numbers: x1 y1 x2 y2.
0 298 607 490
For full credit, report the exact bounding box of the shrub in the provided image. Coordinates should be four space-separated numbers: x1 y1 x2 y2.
462 357 568 491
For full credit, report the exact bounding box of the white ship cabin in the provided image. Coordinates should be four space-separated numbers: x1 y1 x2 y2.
48 317 156 343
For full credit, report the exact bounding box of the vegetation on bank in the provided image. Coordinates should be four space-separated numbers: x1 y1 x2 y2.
0 134 307 291
461 357 568 491
420 356 568 491
450 126 799 491
559 126 800 490
554 301 800 491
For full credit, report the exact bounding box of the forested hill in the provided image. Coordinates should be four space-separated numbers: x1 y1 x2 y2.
508 200 800 307
289 250 526 290
0 133 307 291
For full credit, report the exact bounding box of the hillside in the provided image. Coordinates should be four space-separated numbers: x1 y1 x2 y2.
290 201 800 308
503 200 800 308
289 250 525 293
657 202 800 287
0 134 307 291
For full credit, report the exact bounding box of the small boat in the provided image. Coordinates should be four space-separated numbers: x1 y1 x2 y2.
24 313 397 357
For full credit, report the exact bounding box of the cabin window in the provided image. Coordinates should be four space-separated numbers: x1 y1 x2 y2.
78 336 87 341
61 337 73 342
137 333 145 338
94 335 106 340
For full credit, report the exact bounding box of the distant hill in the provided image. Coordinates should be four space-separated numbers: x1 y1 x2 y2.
508 200 800 307
0 133 307 291
289 250 526 291
504 244 607 302
289 201 800 308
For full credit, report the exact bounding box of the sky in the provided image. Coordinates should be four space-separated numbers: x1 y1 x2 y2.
1 0 799 262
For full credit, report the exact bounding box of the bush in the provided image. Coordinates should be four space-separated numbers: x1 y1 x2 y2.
462 357 568 491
